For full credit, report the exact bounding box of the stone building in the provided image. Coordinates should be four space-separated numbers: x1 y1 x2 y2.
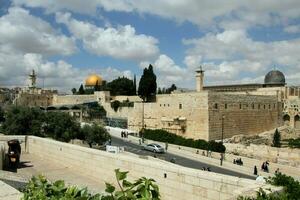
51 69 300 141
13 70 57 107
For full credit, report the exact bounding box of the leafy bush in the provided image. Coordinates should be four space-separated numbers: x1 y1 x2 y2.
268 173 300 200
111 100 134 112
81 123 110 148
3 106 45 136
142 129 225 153
239 173 300 200
22 169 160 200
44 112 81 142
2 106 109 145
286 138 300 148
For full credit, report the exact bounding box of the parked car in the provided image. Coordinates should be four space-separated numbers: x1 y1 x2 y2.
143 143 165 153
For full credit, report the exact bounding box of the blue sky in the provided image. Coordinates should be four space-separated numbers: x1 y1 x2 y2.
1 0 300 92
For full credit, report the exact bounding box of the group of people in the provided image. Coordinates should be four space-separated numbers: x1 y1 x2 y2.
233 158 243 165
121 131 128 138
201 167 211 171
261 161 269 172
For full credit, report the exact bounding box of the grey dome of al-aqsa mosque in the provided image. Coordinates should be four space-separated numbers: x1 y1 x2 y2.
264 69 286 86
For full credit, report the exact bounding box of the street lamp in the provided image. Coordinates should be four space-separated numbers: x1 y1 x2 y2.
220 115 225 166
221 115 225 144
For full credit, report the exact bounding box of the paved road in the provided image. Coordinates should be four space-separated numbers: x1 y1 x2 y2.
111 136 255 180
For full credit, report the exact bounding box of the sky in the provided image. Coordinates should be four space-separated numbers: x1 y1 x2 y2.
1 0 300 93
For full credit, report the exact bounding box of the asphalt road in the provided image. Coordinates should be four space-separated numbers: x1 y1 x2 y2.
111 136 255 180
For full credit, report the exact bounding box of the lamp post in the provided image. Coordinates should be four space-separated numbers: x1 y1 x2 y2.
221 115 225 145
220 115 225 166
141 100 145 143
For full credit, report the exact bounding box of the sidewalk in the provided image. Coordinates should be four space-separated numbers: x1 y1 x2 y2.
14 153 106 194
107 126 300 180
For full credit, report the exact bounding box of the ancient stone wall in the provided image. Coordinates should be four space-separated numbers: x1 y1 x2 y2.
208 93 282 140
26 136 270 200
225 143 300 168
52 94 97 106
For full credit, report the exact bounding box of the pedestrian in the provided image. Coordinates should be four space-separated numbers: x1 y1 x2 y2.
139 139 141 145
108 138 112 145
165 142 168 151
254 165 258 175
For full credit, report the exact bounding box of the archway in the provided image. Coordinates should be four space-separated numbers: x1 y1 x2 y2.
294 115 300 129
283 114 290 126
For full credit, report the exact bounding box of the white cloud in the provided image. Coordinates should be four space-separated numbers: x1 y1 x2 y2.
0 51 134 92
140 54 188 87
184 55 202 70
183 29 300 85
284 25 300 33
56 12 159 61
0 7 77 56
13 0 300 29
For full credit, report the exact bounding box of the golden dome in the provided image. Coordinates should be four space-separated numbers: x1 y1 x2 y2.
85 74 102 86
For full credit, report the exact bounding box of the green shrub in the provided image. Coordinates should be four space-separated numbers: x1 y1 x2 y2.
239 173 300 200
287 138 300 148
142 129 225 153
22 169 160 200
268 173 300 200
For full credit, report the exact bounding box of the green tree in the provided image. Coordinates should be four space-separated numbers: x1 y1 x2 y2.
138 64 157 102
166 84 177 94
94 80 101 92
81 124 110 148
273 128 281 147
0 106 5 122
87 103 106 120
133 74 137 95
78 84 85 94
106 77 136 96
71 88 77 94
44 112 80 142
3 106 44 136
157 87 162 94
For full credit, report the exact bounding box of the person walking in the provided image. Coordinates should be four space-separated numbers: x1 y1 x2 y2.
165 142 168 151
254 165 258 175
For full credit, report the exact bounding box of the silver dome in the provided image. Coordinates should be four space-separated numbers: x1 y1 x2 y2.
264 70 285 85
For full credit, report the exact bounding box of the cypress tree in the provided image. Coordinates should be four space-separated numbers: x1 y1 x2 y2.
138 64 157 102
273 128 281 147
133 74 137 95
78 84 85 94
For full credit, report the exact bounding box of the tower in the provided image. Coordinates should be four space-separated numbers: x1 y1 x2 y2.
29 69 37 88
195 66 204 92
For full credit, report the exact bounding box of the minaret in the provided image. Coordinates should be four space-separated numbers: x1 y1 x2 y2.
195 66 204 92
29 69 37 88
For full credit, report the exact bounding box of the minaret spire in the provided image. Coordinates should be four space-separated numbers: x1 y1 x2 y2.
195 65 205 92
29 69 37 88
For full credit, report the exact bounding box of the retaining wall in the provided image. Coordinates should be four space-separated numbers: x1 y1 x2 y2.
27 136 271 200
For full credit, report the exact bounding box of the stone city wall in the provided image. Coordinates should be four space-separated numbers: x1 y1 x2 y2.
26 136 271 200
100 92 210 140
52 94 97 106
208 93 282 140
225 143 300 168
